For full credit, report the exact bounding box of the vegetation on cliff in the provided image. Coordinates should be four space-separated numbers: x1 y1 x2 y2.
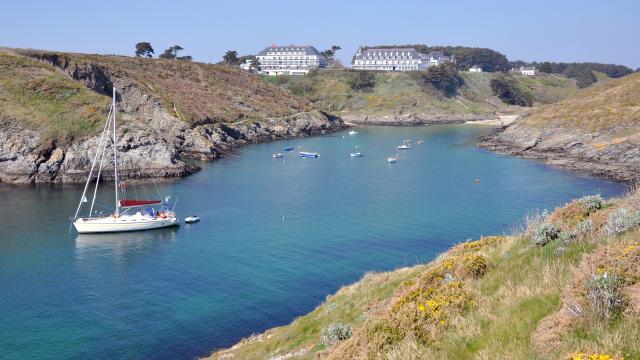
0 51 111 146
265 68 585 120
14 48 308 127
209 189 640 359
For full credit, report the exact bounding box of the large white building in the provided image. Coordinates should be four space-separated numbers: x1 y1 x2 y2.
352 47 453 71
256 45 327 76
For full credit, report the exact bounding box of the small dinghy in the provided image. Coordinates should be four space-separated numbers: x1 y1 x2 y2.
348 130 358 135
283 146 294 151
273 153 284 158
416 140 424 144
387 156 398 163
299 151 319 158
185 216 200 224
350 152 363 157
397 144 411 150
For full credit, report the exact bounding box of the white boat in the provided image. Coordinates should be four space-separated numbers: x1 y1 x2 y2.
397 144 411 150
185 216 200 224
273 153 283 158
348 130 358 135
299 151 319 158
72 88 179 234
387 156 398 163
350 152 363 157
416 140 424 144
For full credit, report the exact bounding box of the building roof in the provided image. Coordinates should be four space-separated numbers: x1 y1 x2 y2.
257 45 322 56
353 47 425 61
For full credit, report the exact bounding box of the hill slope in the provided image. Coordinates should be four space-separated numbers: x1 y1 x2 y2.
208 191 640 360
266 68 583 125
481 72 640 182
0 49 342 183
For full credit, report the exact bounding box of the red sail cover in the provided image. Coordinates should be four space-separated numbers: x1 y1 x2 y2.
119 199 161 208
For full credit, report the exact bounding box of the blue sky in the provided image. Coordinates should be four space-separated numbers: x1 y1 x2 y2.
1 0 638 68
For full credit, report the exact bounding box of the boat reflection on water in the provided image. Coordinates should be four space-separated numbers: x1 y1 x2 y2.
75 227 179 260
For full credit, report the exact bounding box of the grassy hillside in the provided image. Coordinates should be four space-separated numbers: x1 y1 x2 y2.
8 49 308 127
209 190 640 360
264 68 584 119
517 72 640 135
0 51 111 144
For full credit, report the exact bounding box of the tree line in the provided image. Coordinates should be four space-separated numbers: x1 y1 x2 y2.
134 42 192 61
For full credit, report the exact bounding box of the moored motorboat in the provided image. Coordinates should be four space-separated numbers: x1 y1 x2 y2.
348 130 358 135
397 144 411 150
387 156 398 163
273 153 283 158
284 146 294 151
299 151 319 158
185 216 200 223
350 152 363 157
72 88 179 234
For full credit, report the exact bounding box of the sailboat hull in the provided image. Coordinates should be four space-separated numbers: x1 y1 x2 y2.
74 217 179 234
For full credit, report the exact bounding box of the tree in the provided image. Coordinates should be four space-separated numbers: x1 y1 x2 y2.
159 45 184 60
223 50 239 65
490 75 533 106
135 42 154 58
538 62 553 73
250 57 261 72
422 63 464 97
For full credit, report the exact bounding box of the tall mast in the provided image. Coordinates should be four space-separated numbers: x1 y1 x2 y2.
112 87 120 213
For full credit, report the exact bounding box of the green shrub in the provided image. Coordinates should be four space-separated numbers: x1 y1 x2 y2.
531 223 560 246
578 194 603 213
321 323 353 346
421 62 463 97
603 208 640 235
586 272 625 320
490 75 534 106
575 219 594 238
347 71 376 91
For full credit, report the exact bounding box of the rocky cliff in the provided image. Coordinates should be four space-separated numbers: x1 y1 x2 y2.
480 72 640 182
0 50 343 184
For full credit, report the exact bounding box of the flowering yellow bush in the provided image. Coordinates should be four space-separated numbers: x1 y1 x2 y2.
571 352 620 360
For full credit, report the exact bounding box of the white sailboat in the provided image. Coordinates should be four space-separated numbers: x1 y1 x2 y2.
72 88 179 234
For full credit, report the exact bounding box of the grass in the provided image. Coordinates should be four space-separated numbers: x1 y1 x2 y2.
0 51 110 146
264 68 584 120
207 190 640 360
517 72 640 136
14 48 307 126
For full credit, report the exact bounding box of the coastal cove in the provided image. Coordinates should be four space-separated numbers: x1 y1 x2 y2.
0 125 626 359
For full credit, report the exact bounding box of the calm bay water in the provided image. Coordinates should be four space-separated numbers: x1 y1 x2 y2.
0 125 625 359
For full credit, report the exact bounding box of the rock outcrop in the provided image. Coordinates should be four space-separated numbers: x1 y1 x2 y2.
0 50 343 184
480 73 640 183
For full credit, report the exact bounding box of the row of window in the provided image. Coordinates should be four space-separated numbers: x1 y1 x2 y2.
354 60 419 65
353 65 420 71
259 56 317 60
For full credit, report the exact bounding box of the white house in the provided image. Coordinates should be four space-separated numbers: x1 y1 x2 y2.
469 65 483 73
239 59 253 71
352 46 453 71
256 45 327 76
511 66 536 76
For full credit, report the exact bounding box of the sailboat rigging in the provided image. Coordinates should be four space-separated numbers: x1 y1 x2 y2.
72 87 179 233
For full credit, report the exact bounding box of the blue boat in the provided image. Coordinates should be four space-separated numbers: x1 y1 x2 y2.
299 151 319 158
284 146 294 151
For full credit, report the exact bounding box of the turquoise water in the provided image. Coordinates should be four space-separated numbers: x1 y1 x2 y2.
0 125 625 359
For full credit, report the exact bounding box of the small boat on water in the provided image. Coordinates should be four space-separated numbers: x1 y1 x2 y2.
350 152 363 157
387 156 398 163
416 140 424 144
185 216 200 224
284 146 294 151
299 151 319 158
72 88 179 234
273 153 284 158
397 144 411 150
348 130 358 135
